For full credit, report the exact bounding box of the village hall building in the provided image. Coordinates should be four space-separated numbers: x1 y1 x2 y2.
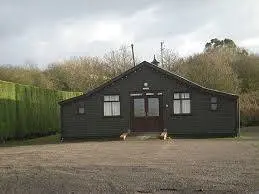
59 60 239 139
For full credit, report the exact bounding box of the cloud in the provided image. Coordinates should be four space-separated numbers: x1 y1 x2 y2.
240 37 259 47
0 0 259 67
240 37 259 53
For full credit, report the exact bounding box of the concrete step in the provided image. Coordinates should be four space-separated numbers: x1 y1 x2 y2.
126 132 161 140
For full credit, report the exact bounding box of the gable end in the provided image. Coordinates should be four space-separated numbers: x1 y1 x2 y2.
59 61 238 105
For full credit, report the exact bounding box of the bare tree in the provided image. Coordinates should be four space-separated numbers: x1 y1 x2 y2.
104 45 134 77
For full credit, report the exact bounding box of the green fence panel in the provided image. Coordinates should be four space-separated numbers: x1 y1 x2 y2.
0 81 16 139
0 80 82 140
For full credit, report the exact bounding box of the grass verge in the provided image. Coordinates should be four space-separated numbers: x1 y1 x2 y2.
0 134 60 147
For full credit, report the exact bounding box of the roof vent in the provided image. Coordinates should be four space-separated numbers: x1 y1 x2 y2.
151 55 159 66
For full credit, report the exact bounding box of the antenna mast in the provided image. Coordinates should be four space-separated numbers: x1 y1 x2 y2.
131 44 136 67
160 41 164 67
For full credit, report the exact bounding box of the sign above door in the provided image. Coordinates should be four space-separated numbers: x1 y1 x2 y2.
130 92 163 97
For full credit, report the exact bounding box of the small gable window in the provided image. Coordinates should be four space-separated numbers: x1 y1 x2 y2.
173 93 191 114
104 95 120 116
211 97 218 111
77 102 85 114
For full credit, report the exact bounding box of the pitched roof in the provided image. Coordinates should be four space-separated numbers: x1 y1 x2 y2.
59 61 238 105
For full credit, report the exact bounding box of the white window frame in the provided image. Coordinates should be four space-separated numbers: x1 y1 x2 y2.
103 95 120 117
173 93 191 115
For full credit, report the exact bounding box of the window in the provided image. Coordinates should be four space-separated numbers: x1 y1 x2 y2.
133 97 160 117
134 98 145 117
173 93 191 114
211 97 217 110
77 102 85 114
104 95 120 116
147 98 159 116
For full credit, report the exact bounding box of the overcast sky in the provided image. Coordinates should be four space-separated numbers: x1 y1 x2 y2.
1 0 259 67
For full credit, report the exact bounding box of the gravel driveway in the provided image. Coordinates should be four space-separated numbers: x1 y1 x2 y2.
0 138 258 193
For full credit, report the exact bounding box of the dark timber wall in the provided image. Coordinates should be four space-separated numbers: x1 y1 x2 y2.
61 63 238 139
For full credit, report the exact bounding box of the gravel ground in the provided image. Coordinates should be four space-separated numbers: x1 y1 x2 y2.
0 138 259 194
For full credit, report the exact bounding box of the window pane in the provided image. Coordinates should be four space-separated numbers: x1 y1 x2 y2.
174 93 180 99
180 93 189 99
173 100 181 114
147 98 159 116
211 97 217 103
78 107 85 114
134 98 145 117
104 102 112 116
104 95 119 101
184 93 190 99
182 99 191 114
110 95 119 101
104 96 110 101
211 103 217 110
112 102 120 116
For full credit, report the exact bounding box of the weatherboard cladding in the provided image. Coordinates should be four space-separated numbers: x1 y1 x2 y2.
60 61 238 138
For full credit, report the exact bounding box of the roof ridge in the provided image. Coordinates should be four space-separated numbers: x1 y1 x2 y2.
59 61 238 105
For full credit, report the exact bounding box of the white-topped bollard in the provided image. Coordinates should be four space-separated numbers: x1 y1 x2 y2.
120 129 131 141
160 128 168 140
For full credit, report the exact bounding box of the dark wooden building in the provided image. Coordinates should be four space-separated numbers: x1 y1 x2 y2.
59 61 239 139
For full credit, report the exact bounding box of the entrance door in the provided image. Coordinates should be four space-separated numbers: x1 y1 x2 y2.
131 94 163 132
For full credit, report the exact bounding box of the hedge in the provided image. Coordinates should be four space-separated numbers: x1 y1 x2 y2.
0 80 82 140
239 92 259 126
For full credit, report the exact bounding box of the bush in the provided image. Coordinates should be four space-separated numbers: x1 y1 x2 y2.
239 92 259 126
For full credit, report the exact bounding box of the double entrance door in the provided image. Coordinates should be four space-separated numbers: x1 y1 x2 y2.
131 93 163 132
